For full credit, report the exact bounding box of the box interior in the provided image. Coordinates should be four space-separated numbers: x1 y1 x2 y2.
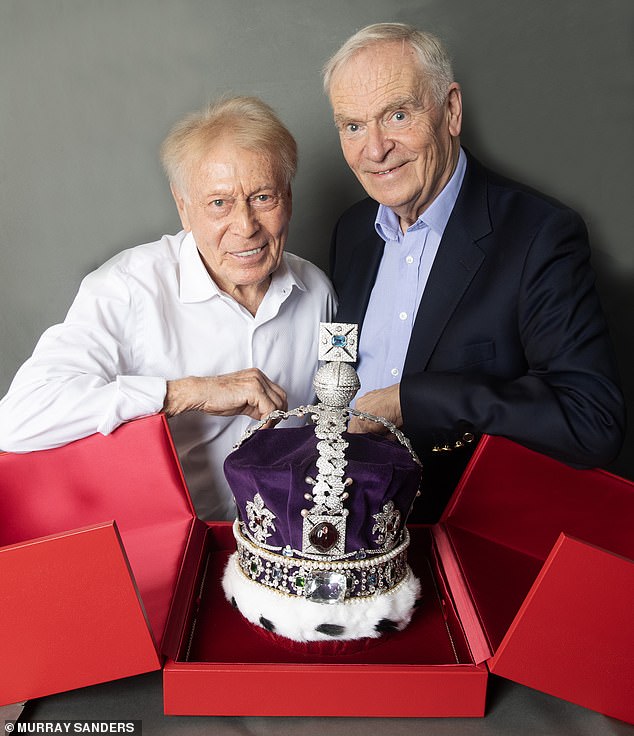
172 524 474 666
440 434 634 652
0 414 195 644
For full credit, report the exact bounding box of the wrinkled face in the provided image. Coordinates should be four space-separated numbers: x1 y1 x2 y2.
329 41 462 229
173 139 291 305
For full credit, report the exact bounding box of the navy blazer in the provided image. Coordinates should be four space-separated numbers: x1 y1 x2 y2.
331 152 625 520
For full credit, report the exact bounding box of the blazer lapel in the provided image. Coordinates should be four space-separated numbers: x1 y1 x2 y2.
335 231 384 327
404 152 492 371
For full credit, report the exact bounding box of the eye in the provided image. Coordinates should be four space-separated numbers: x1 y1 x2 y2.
390 110 408 124
250 193 279 210
344 122 360 134
207 198 233 217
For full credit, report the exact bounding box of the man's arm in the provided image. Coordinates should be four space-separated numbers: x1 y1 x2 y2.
348 207 625 469
0 267 287 453
0 265 162 451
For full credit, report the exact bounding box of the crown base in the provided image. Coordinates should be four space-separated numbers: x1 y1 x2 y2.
222 552 421 642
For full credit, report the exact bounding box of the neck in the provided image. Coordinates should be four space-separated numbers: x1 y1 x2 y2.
398 142 461 232
224 277 271 316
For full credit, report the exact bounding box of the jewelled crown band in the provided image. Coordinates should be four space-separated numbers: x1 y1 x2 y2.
233 519 411 603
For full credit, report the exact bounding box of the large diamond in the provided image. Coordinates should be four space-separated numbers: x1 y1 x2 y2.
308 522 339 552
305 571 347 604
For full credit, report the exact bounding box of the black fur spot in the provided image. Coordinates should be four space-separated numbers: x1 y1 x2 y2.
375 618 399 633
413 597 423 608
315 623 346 637
259 615 276 632
230 596 237 608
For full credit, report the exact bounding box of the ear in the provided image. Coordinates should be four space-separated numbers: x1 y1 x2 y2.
446 82 463 138
170 184 192 232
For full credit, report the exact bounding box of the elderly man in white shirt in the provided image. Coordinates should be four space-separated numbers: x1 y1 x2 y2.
0 96 336 520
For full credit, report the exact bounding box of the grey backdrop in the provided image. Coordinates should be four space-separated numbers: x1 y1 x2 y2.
1 0 632 480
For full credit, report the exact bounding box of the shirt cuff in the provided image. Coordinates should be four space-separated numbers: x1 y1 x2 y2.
97 375 167 436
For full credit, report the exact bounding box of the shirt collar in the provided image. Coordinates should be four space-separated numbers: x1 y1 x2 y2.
178 231 306 303
375 147 467 242
179 231 221 303
269 253 307 295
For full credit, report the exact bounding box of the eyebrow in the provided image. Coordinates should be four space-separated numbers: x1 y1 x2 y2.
384 94 425 113
201 185 281 202
333 94 424 126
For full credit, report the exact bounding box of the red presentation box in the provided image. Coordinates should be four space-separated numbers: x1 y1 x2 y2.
162 521 488 717
1 415 633 722
0 414 194 706
163 436 634 721
437 435 634 724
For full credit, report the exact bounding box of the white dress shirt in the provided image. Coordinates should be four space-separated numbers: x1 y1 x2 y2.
0 231 336 519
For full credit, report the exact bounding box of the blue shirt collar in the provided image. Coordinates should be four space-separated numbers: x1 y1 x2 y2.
375 147 467 242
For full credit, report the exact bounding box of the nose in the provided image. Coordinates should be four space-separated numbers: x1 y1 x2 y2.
230 199 259 238
365 122 395 162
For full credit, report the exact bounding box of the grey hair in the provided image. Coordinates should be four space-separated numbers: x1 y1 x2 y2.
322 23 454 105
160 96 298 199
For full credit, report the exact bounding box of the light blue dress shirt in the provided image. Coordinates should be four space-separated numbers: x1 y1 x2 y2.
356 148 467 397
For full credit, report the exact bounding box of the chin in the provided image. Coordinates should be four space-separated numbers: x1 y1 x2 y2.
236 264 275 287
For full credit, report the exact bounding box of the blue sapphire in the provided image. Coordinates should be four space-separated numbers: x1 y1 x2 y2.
331 334 347 348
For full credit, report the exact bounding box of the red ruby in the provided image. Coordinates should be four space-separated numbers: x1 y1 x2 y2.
309 522 339 552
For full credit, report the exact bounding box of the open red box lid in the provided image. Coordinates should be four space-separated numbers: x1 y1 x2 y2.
436 434 634 724
0 414 195 706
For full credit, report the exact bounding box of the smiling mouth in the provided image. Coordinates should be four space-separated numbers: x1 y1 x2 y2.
370 163 404 176
233 246 265 258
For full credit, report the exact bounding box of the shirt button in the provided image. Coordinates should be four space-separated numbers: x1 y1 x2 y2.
405 255 414 264
399 312 407 320
391 368 399 377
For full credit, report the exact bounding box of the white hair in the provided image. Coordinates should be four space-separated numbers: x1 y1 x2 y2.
160 96 297 199
323 22 455 105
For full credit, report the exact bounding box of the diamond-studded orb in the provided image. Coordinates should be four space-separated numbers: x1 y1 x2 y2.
313 361 360 408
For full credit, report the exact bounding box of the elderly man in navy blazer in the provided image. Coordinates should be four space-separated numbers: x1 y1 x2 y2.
324 23 625 520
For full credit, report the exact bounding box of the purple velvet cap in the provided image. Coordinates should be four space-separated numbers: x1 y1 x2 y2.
224 425 422 554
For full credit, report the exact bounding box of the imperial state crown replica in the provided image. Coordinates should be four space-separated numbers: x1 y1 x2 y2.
222 323 423 642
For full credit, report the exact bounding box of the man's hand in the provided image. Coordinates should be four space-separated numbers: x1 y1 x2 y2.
347 383 403 434
163 369 288 420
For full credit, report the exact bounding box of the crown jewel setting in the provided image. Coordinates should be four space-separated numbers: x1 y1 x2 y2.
222 323 423 641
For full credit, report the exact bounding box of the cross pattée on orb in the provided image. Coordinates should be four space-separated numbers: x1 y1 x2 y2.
318 323 358 363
